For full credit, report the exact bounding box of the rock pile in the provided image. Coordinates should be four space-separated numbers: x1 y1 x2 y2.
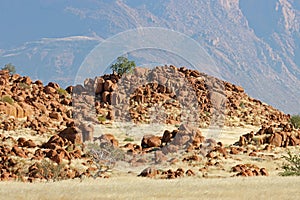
1 125 92 182
237 124 300 147
231 164 269 177
138 167 196 179
139 124 205 154
0 70 73 134
75 65 289 127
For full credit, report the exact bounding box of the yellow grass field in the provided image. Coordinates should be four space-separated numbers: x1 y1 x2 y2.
1 176 299 200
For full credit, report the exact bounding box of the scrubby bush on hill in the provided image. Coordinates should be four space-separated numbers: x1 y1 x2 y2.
2 63 16 75
290 115 300 129
110 56 136 76
0 95 14 104
280 151 300 176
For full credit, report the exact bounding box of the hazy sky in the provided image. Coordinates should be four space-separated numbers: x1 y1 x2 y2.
0 0 89 48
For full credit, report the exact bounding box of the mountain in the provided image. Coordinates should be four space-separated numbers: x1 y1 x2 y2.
0 0 299 114
0 36 100 86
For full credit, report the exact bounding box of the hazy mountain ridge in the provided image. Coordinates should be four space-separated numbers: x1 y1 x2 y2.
0 0 299 113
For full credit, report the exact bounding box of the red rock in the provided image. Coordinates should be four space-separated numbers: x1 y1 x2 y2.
99 134 119 147
22 76 32 85
102 91 111 103
23 139 37 148
104 80 113 91
65 86 73 94
260 168 269 176
33 149 44 160
44 86 56 94
51 151 64 164
244 169 253 176
11 146 27 158
249 151 257 156
58 127 82 145
48 82 60 90
231 165 243 172
32 102 48 114
185 169 195 176
141 135 161 148
94 77 104 94
230 147 240 154
234 85 244 93
138 167 158 178
17 137 27 146
290 135 300 146
175 168 185 178
49 112 63 121
269 133 282 147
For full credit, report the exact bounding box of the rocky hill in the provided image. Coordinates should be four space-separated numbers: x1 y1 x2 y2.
0 66 298 182
74 65 289 129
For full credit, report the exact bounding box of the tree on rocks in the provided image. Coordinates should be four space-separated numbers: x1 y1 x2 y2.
110 56 136 76
2 63 16 75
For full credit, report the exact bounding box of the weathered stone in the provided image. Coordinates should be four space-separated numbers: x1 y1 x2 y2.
49 112 63 121
269 133 282 147
138 167 158 178
58 127 82 145
141 135 161 148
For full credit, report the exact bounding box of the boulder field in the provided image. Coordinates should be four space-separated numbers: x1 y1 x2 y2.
0 65 297 182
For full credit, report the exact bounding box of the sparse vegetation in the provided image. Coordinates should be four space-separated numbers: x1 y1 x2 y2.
280 151 300 176
239 102 245 109
2 63 16 75
86 142 125 178
97 115 107 122
124 137 134 142
19 82 30 90
0 95 14 105
110 56 136 76
33 160 68 182
56 88 68 96
290 115 300 129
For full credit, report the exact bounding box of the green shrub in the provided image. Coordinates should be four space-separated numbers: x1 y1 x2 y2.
110 56 136 76
0 95 14 105
290 115 300 129
124 137 134 142
239 102 245 109
57 88 68 96
32 160 68 182
279 151 300 176
19 82 30 90
98 115 106 122
2 63 16 75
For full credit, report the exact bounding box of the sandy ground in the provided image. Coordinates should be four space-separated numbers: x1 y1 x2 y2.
94 122 260 146
1 123 299 200
0 176 299 200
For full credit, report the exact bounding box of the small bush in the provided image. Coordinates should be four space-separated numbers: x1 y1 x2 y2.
31 160 68 181
0 95 14 105
57 88 68 96
86 142 125 178
98 115 106 122
19 82 30 90
2 63 16 75
239 102 245 109
279 151 300 176
290 115 300 129
124 137 134 142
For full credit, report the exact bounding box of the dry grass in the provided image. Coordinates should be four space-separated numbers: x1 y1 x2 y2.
0 176 299 200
